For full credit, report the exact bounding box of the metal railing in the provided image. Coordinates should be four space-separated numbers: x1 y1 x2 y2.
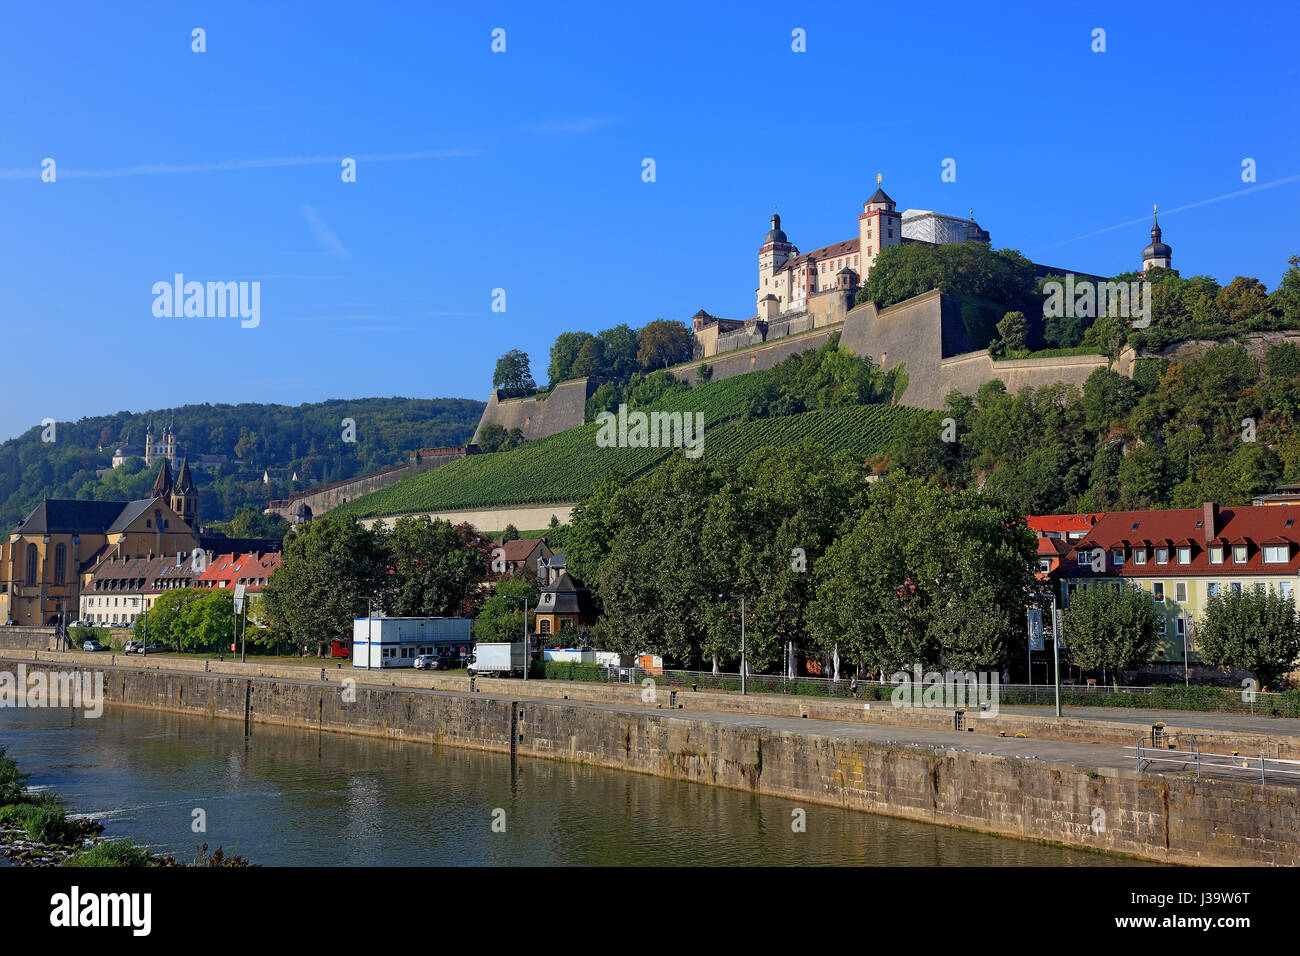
1130 737 1300 784
586 666 1299 715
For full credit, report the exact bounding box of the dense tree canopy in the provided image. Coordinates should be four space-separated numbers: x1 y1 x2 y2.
886 342 1300 513
0 397 483 532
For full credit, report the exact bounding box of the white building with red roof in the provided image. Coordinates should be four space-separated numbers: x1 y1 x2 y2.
1054 502 1300 665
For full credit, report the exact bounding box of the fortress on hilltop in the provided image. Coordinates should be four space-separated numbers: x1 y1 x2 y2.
472 178 1177 445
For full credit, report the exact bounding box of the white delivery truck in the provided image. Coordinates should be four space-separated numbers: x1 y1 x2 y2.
466 642 527 678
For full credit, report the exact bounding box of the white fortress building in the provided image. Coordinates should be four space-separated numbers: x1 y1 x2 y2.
756 176 990 317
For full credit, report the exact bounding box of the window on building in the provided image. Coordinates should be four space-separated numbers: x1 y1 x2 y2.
1152 583 1164 603
1231 582 1243 594
1111 549 1124 566
1133 549 1147 565
1155 547 1169 565
1281 581 1294 600
1263 545 1288 564
1156 617 1166 634
1175 617 1186 637
1175 582 1187 603
53 544 66 585
1076 549 1092 566
1209 546 1224 564
1037 558 1052 573
1233 545 1248 563
1177 547 1191 565
540 620 551 635
1254 582 1267 594
25 544 38 585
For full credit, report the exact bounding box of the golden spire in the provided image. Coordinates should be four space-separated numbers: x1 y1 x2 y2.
877 173 882 185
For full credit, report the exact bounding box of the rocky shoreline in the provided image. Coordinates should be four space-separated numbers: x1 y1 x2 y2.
1 744 253 867
1 822 255 867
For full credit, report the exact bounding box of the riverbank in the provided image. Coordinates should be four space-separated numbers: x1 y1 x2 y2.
0 744 252 868
5 657 1299 865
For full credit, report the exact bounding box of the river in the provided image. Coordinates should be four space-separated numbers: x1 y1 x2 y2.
0 705 1147 866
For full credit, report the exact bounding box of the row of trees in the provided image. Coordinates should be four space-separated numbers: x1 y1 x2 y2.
491 320 697 399
1063 583 1300 686
260 514 495 655
564 446 1039 674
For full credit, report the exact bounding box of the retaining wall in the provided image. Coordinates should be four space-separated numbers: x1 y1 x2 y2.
7 657 1299 865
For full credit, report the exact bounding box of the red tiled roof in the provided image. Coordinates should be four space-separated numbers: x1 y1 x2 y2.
1026 514 1103 534
195 551 281 590
1036 537 1069 557
781 237 861 273
1061 505 1300 578
493 538 546 562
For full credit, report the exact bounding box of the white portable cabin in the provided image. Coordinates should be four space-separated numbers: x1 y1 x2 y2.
351 617 472 669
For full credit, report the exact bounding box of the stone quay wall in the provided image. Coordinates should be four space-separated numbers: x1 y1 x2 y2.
8 656 1299 865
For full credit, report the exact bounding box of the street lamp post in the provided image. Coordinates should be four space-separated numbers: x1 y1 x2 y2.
718 594 746 695
1030 591 1062 718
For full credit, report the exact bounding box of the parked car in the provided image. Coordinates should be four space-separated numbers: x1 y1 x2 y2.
81 639 105 652
430 653 461 671
413 655 435 670
134 643 164 654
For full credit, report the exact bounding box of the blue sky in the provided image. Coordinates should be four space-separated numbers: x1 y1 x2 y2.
2 0 1297 443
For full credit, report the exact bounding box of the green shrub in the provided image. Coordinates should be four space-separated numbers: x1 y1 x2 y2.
26 802 79 845
62 839 151 868
0 747 29 804
540 661 605 682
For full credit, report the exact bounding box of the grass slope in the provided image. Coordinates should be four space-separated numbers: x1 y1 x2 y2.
337 371 920 518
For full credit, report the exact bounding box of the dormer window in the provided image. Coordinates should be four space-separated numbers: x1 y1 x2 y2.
1076 549 1093 566
1263 544 1289 564
1131 548 1146 565
1233 545 1248 564
1111 549 1125 566
1177 547 1191 565
1155 547 1169 565
1209 545 1224 564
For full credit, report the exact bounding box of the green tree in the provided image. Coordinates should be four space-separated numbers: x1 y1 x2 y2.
473 575 534 644
597 324 640 381
636 319 694 371
261 514 387 656
133 588 203 651
1196 589 1300 686
225 505 289 540
548 332 595 385
996 310 1027 353
380 516 486 618
1061 584 1160 677
493 349 536 393
179 589 237 654
807 479 1036 674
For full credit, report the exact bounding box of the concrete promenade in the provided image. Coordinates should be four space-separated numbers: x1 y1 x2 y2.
5 652 1296 789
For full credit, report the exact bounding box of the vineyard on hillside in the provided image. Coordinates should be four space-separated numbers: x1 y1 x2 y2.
335 371 920 518
706 404 919 464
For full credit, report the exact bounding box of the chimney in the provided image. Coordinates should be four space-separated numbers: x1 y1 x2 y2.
1203 502 1218 542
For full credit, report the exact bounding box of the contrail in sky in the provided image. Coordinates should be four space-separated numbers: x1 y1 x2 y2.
1029 173 1300 254
0 149 475 180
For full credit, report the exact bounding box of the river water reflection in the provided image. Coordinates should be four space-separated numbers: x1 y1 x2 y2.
0 706 1149 866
